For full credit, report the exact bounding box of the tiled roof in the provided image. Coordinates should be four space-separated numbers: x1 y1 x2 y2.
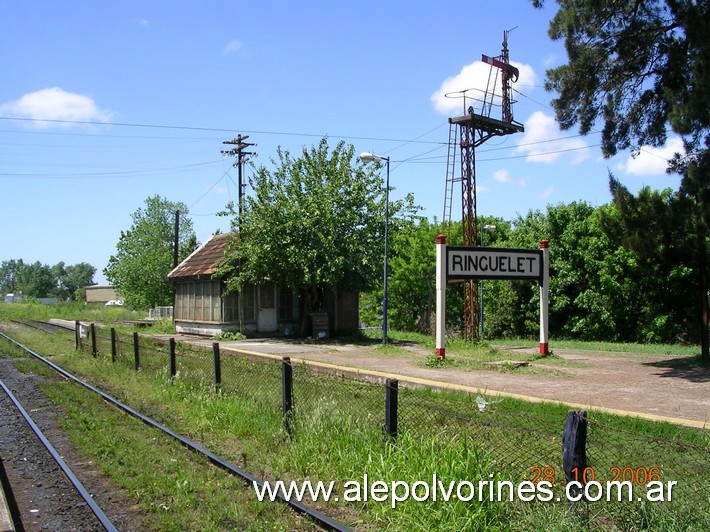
168 233 233 279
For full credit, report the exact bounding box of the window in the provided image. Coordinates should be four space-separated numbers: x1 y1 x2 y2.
211 280 221 322
224 288 237 323
242 285 256 322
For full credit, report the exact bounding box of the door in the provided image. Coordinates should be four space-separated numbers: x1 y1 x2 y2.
257 283 278 332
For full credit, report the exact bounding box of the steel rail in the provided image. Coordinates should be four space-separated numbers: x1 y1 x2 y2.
0 378 118 532
0 331 348 532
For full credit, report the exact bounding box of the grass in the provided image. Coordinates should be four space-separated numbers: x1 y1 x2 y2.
0 301 146 323
1 322 708 530
496 337 703 357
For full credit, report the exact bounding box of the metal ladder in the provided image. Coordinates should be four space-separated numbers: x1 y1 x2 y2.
441 122 459 237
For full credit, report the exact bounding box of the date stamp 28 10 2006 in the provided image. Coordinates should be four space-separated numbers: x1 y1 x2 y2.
529 466 678 502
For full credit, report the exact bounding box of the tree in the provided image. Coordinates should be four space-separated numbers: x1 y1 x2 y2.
601 177 697 342
104 195 197 310
535 0 710 358
0 259 22 295
54 262 96 301
15 261 55 298
217 138 417 334
361 217 439 333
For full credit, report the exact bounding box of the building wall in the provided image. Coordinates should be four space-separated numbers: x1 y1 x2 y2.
172 278 358 337
85 285 118 304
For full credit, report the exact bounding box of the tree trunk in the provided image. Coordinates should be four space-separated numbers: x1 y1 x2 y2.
298 284 323 337
698 223 709 361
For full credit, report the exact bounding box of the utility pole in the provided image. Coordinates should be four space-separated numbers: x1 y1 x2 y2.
222 134 256 232
173 210 180 269
222 135 255 336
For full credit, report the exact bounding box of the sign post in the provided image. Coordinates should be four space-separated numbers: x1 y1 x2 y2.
435 235 447 359
435 237 550 358
539 240 550 355
447 246 543 281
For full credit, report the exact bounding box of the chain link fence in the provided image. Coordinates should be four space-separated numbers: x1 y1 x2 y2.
74 323 708 524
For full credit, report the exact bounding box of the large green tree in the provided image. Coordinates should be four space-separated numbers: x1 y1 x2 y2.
52 261 97 301
104 195 197 310
601 177 697 342
217 138 417 334
536 0 710 357
0 259 22 295
14 261 55 299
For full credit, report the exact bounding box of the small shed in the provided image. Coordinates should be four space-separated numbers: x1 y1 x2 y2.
168 233 359 337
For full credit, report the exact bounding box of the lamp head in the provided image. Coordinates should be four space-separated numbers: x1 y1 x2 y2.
359 152 387 164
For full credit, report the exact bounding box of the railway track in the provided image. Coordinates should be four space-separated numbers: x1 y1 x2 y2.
0 326 347 531
0 375 118 531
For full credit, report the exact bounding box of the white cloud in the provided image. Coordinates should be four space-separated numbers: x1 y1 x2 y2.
0 87 113 126
431 60 536 117
138 18 150 27
616 137 684 176
539 186 555 200
515 111 590 164
492 168 511 183
222 39 243 56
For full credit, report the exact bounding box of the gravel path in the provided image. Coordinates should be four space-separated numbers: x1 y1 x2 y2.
0 354 145 531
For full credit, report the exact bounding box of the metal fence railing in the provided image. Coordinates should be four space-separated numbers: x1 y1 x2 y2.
71 323 709 524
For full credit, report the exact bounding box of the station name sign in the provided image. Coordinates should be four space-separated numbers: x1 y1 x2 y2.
447 246 543 281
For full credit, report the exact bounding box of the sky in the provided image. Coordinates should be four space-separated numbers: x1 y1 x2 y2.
1 1 684 285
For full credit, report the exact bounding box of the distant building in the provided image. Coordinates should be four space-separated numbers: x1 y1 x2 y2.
85 285 119 305
3 293 57 304
168 233 359 337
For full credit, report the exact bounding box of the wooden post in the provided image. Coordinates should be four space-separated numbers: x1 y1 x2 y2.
384 378 398 439
435 235 447 359
169 338 176 378
110 328 117 363
539 240 550 355
212 342 221 391
562 409 588 503
90 323 97 357
133 332 140 371
282 357 293 433
75 320 80 349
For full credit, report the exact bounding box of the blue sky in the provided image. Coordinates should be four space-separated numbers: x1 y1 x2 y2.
1 1 683 284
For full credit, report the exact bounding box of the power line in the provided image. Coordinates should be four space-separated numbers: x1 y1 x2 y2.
0 115 447 146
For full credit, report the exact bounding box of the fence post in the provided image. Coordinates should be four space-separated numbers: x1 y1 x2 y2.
75 320 80 349
282 357 293 433
90 323 97 357
562 410 588 503
133 332 140 371
169 338 176 378
384 378 398 439
110 328 117 363
212 342 221 391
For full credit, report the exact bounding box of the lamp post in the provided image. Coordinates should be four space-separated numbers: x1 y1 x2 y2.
480 224 496 337
360 151 390 345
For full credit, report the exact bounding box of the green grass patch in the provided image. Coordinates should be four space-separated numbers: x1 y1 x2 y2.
496 337 702 357
1 323 708 530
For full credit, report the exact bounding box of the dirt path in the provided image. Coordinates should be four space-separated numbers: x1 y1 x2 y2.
201 336 710 427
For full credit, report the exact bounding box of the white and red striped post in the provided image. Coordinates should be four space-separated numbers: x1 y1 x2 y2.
436 234 447 359
539 240 550 355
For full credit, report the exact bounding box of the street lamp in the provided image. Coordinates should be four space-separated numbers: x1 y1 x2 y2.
480 224 496 338
360 151 390 345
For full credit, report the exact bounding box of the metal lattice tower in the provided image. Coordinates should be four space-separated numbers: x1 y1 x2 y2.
442 30 524 340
